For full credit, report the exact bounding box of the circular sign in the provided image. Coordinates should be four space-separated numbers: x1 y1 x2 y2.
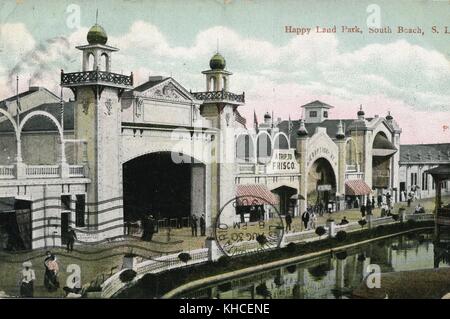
213 195 285 257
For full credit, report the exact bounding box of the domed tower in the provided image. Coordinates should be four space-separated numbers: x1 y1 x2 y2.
61 23 133 237
192 52 245 225
204 52 230 91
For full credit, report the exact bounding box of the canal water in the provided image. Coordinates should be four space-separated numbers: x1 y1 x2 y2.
178 230 450 299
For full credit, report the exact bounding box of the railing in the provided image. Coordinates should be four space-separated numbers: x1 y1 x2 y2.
237 163 267 174
345 172 364 180
61 70 133 87
191 90 245 103
0 165 15 179
69 165 85 178
26 165 60 178
101 248 209 298
0 164 86 179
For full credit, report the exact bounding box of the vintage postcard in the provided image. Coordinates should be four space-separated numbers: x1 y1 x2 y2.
0 0 449 306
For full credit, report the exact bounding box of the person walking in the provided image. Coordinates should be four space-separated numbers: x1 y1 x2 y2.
285 212 292 232
20 261 35 298
200 214 206 236
66 227 77 253
360 203 366 218
366 199 373 216
190 215 198 237
301 210 310 230
309 211 317 229
44 252 59 292
377 195 382 208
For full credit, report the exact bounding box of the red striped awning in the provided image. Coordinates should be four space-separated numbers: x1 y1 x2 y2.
345 180 372 196
236 184 278 206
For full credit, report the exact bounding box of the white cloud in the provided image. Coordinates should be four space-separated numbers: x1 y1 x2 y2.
0 21 448 143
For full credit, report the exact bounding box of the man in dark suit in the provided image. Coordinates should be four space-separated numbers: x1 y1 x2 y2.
200 214 206 236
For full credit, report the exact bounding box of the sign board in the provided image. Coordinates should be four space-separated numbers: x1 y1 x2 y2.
266 149 299 174
317 184 332 191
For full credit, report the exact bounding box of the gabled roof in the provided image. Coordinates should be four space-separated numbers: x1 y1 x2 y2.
0 87 60 106
0 102 74 132
300 100 334 109
123 76 196 102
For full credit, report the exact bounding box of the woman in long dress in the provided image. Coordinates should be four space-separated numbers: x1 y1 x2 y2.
44 253 60 292
20 261 35 297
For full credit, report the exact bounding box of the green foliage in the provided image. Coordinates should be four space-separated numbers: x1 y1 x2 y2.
216 255 230 267
358 219 367 228
119 269 137 283
256 234 268 246
178 252 192 264
315 226 326 237
335 230 347 242
284 242 297 253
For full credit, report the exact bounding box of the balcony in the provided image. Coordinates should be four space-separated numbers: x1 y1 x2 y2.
191 90 245 104
237 163 266 175
61 70 133 88
0 164 86 180
345 171 365 180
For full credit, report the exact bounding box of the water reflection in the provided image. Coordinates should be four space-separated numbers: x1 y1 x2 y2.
181 231 450 299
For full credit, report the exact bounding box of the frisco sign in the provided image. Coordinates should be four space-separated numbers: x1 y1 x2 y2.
267 149 298 174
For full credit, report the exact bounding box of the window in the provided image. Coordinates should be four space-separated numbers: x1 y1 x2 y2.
323 111 328 118
309 111 317 118
410 173 417 188
75 195 85 227
421 173 428 191
61 195 71 211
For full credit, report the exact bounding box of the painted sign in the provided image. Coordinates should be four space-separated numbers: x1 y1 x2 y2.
266 149 299 174
306 146 337 168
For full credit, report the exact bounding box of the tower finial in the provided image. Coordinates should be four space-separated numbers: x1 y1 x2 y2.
96 9 98 25
216 38 219 53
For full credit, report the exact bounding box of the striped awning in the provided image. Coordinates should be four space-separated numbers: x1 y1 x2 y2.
345 180 372 196
236 184 278 206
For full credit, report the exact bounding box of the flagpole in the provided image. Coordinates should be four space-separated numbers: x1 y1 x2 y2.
16 75 21 127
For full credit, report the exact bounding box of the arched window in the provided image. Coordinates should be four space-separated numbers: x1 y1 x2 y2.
222 76 227 90
87 53 95 71
100 53 109 71
346 139 357 168
236 134 254 163
209 77 216 91
257 133 272 164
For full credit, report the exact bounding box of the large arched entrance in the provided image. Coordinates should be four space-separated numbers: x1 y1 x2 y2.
122 152 205 225
307 158 336 210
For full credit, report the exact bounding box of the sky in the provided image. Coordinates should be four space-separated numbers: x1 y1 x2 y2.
0 0 449 144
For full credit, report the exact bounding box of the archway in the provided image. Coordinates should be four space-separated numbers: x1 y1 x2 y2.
271 185 297 215
122 152 205 226
372 132 396 191
307 158 337 210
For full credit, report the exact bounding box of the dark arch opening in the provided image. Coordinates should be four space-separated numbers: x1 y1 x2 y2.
307 157 336 208
122 152 204 223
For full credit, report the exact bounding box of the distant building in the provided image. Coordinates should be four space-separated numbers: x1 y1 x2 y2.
399 144 450 201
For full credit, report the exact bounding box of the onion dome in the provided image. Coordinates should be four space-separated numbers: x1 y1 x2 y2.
297 119 309 137
264 112 271 119
336 120 345 140
209 53 226 70
386 111 393 121
87 24 108 45
357 105 365 117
